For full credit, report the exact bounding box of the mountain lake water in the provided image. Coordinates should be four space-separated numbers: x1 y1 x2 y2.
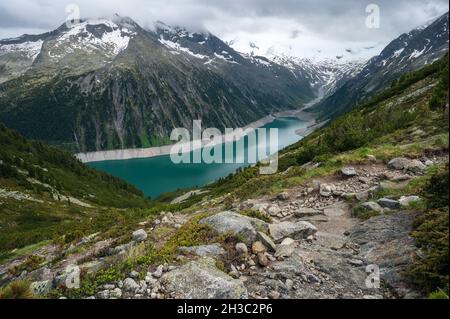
88 117 309 198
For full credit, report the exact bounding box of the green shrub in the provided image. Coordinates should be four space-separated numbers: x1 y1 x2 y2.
0 280 35 299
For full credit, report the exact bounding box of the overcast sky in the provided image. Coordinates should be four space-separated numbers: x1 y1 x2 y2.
0 0 448 60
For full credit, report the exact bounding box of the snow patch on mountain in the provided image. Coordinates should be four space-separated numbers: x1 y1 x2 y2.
0 39 44 61
48 19 136 60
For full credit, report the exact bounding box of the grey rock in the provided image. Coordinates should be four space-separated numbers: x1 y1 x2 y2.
320 184 333 197
361 202 384 213
274 238 298 258
123 278 139 292
341 167 358 177
108 241 135 256
110 288 122 299
406 160 426 174
268 205 281 217
96 290 110 299
388 158 412 170
269 221 317 243
132 229 148 242
350 211 421 298
178 244 226 257
277 192 290 201
160 257 248 299
200 211 268 244
152 265 164 278
235 243 248 255
257 231 277 252
377 198 401 210
129 271 140 279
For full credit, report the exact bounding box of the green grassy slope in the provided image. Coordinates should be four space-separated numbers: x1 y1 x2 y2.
0 125 152 255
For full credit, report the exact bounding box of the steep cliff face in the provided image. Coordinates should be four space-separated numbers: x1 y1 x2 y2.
0 16 315 152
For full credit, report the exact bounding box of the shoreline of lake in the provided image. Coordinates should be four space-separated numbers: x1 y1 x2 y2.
75 109 318 163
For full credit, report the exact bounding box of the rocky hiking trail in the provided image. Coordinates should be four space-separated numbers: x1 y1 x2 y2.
1 153 447 299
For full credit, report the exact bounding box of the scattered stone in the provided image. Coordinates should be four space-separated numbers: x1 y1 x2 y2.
399 196 421 207
252 241 267 254
341 167 358 177
160 257 248 299
129 271 140 279
274 238 298 258
320 184 333 197
269 291 281 299
110 288 122 299
123 278 139 292
277 192 290 201
103 284 115 290
361 202 384 213
257 232 277 252
285 279 294 291
367 155 377 162
235 243 248 256
425 160 434 166
152 265 164 278
108 241 135 256
377 198 401 210
257 253 269 267
132 229 148 242
269 221 317 243
268 205 281 217
96 290 110 299
178 244 226 257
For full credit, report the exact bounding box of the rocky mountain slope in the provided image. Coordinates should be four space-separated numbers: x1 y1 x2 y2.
314 12 449 119
1 55 447 300
0 16 316 153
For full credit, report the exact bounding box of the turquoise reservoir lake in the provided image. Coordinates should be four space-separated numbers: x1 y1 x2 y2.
89 117 308 198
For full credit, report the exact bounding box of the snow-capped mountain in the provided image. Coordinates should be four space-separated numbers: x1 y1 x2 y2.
0 16 315 152
0 15 140 82
315 12 449 119
267 54 365 102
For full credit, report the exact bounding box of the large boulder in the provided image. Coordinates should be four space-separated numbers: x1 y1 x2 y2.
406 160 426 174
132 229 148 242
388 158 412 170
269 221 317 243
199 211 268 244
160 257 248 299
177 244 225 257
377 198 401 210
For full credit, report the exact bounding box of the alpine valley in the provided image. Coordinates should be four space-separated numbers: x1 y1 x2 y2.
0 9 448 301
